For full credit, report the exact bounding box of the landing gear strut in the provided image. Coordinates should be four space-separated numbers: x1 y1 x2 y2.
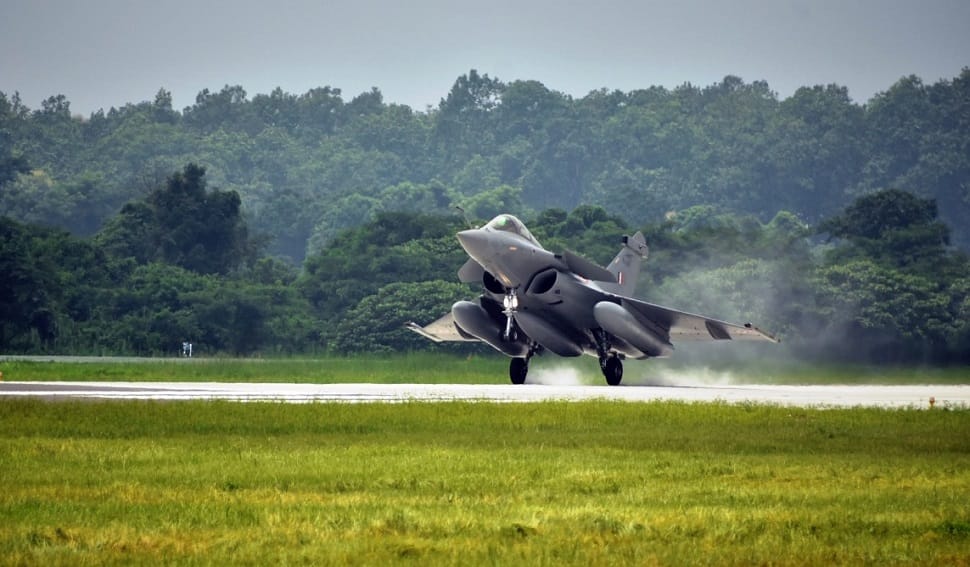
502 289 519 341
504 288 531 385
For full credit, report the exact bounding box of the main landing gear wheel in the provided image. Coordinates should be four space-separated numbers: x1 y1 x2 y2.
603 355 623 386
509 358 528 384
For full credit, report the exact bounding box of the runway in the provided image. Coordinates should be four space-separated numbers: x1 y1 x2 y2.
1 381 968 408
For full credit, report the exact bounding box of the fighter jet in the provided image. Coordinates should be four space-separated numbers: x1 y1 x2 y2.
407 214 777 385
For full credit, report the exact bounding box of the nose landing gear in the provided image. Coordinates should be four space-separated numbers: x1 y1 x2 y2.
502 289 519 341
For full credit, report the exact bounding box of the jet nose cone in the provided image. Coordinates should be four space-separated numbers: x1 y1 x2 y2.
457 229 491 260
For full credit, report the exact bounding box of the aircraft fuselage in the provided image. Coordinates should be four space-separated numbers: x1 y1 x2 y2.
456 220 621 358
408 213 777 385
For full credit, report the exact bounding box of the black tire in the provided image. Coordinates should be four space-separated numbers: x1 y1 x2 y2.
604 356 623 386
509 358 528 384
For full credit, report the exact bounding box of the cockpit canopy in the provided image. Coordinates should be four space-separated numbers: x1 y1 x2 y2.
482 214 540 246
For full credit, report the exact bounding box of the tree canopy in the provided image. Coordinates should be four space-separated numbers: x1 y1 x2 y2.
98 163 256 274
2 69 969 260
1 70 969 363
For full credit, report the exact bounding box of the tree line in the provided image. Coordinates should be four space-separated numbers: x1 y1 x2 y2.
1 162 967 363
1 69 968 362
2 69 969 265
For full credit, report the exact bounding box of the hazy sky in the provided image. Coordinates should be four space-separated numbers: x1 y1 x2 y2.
2 0 968 115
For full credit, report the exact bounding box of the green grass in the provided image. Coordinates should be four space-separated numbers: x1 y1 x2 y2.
1 352 968 385
0 353 510 384
1 399 968 565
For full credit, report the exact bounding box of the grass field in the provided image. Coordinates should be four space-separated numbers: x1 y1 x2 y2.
2 352 969 385
0 354 509 384
1 399 969 565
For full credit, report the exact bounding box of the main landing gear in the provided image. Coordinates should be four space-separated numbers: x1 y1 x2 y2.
509 341 541 385
594 328 623 386
509 357 528 385
510 351 623 385
601 354 623 386
508 334 624 386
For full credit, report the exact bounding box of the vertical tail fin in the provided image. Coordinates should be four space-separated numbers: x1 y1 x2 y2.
607 232 648 296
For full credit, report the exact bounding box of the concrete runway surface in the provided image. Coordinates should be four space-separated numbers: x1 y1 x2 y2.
1 381 968 408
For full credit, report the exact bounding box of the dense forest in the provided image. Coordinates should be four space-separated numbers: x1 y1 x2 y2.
1 70 968 363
